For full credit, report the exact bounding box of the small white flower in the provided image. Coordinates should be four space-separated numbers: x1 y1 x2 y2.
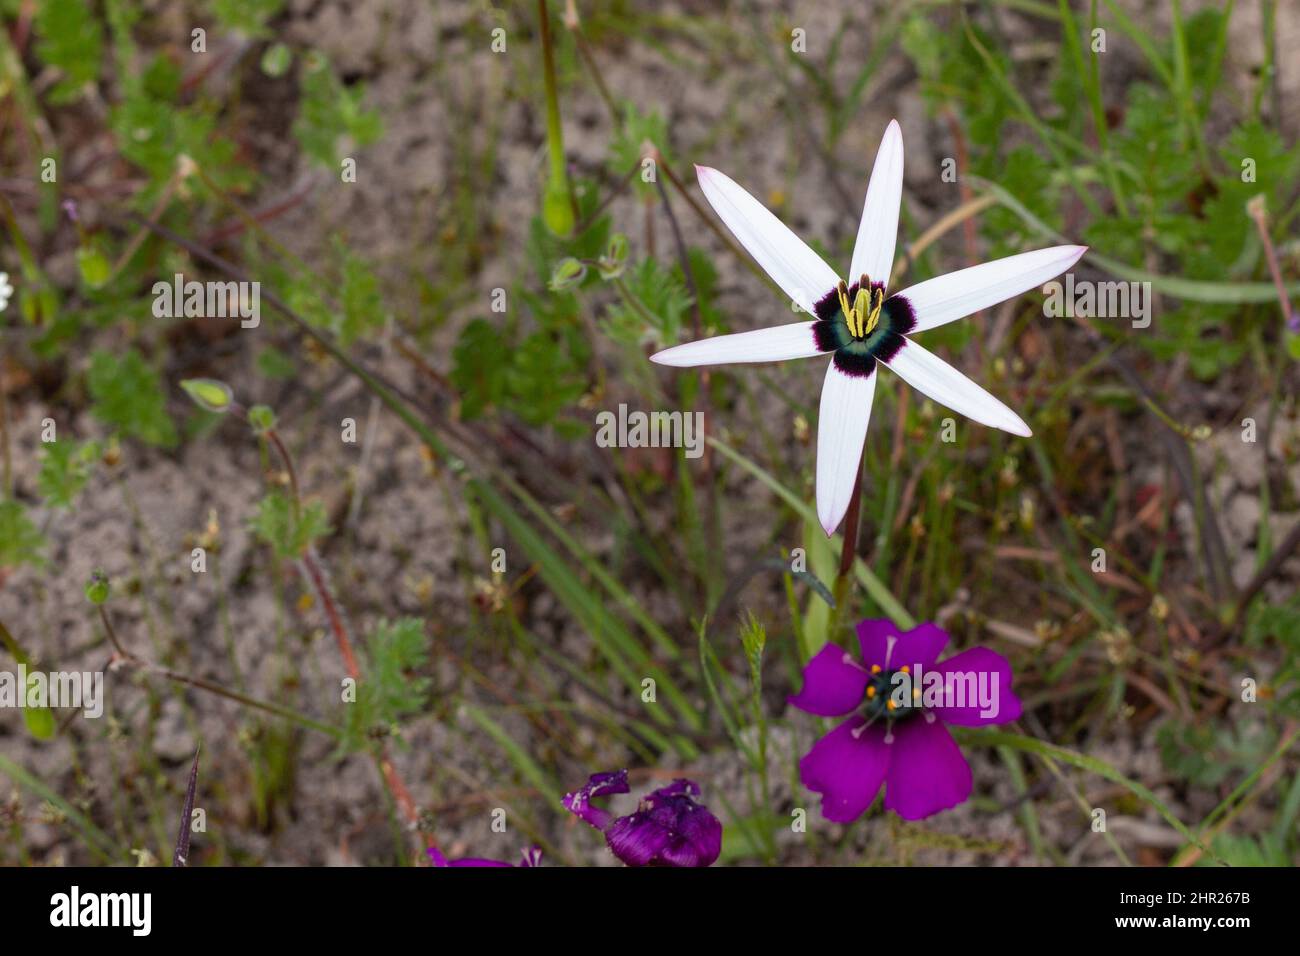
651 120 1086 536
0 272 12 313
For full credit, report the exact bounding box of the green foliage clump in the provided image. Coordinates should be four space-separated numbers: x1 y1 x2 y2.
211 0 286 38
34 0 104 102
339 618 431 753
0 501 46 569
293 53 384 168
37 440 100 510
249 492 331 560
87 349 177 448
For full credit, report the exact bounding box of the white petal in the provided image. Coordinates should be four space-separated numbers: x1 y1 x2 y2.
885 338 1031 437
848 119 904 288
695 165 839 314
898 245 1088 334
650 321 824 367
816 361 877 536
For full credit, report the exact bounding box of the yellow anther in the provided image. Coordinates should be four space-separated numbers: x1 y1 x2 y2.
851 288 870 339
886 699 897 711
866 686 876 698
864 287 884 335
870 664 882 674
900 665 910 674
836 281 854 336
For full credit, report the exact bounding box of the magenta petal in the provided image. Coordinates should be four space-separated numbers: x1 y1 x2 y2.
799 718 891 824
883 717 972 820
429 845 528 867
563 770 630 831
857 619 949 670
447 857 514 867
605 813 670 866
604 788 721 867
929 646 1022 726
788 644 870 717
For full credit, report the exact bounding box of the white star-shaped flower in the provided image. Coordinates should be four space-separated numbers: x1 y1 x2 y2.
0 272 12 313
651 120 1086 536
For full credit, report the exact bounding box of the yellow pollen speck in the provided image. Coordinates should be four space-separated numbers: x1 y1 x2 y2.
901 665 910 674
870 664 882 674
866 686 876 698
886 700 897 711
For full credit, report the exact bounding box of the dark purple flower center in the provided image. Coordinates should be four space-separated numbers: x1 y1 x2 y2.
812 277 916 378
862 665 923 723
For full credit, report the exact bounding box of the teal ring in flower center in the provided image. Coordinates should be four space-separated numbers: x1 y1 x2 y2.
813 279 916 378
861 667 924 723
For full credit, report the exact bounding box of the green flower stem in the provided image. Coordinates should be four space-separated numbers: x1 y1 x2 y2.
827 442 866 648
538 0 575 236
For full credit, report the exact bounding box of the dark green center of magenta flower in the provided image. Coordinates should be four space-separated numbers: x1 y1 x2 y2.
812 279 916 378
862 667 924 723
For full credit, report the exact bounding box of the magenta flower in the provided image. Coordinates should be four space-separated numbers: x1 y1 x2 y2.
564 770 722 867
427 846 542 867
791 619 1022 822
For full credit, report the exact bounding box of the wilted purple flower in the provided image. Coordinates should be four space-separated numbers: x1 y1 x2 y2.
61 198 80 223
427 845 542 868
791 619 1022 822
564 769 722 867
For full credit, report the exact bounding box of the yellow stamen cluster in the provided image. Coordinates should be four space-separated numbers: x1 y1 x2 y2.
836 277 885 339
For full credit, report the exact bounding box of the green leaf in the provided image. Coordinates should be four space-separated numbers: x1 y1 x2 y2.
87 349 178 448
179 378 234 413
609 104 671 197
248 492 331 560
36 439 99 510
293 53 383 168
339 618 430 752
76 246 111 290
449 318 510 420
34 0 104 102
548 257 586 291
0 501 46 569
260 42 293 77
0 619 55 739
212 0 285 39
